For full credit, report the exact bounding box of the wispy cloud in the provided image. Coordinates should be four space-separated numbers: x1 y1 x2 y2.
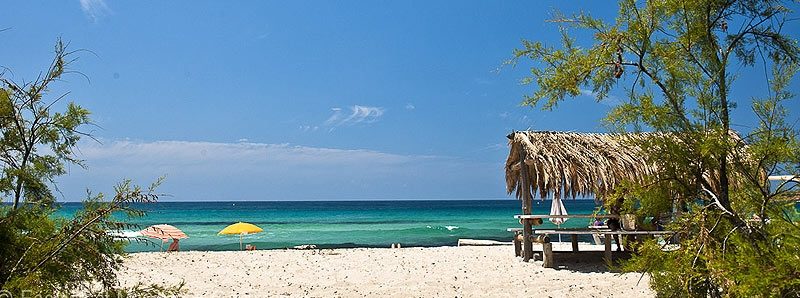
580 89 623 107
498 111 535 127
299 125 319 132
55 139 503 201
405 103 415 110
79 0 111 21
481 143 507 152
77 140 420 166
324 105 385 128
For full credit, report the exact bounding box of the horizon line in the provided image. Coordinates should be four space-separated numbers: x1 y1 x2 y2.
49 197 598 203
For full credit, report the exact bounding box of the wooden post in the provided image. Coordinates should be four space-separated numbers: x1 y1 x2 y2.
571 234 579 252
518 145 534 262
542 242 554 268
604 233 612 263
522 220 533 261
513 232 522 257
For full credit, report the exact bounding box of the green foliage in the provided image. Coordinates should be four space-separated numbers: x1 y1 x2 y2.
511 0 800 296
604 181 673 219
111 281 187 298
0 39 91 209
0 41 184 297
0 180 172 296
624 205 800 297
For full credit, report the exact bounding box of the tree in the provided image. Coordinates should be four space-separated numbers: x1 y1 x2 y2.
0 180 180 296
0 39 91 210
0 40 183 296
510 0 800 296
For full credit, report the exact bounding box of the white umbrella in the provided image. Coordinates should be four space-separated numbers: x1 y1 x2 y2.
549 194 568 242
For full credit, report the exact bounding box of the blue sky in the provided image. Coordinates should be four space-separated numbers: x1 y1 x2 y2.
1 1 797 201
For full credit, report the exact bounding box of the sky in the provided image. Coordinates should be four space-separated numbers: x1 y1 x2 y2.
1 1 798 201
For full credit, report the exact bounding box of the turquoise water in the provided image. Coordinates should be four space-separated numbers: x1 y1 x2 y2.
54 200 601 252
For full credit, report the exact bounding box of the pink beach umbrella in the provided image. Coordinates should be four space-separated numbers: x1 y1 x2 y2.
139 224 189 251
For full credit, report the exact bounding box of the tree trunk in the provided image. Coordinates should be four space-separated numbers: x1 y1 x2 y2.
717 56 731 212
11 146 33 210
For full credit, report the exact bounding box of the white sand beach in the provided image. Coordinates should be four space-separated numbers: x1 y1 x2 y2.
118 245 653 297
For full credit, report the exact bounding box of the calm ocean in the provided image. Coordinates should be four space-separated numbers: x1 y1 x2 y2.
54 199 601 252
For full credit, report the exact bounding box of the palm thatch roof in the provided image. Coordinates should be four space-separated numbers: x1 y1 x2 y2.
505 130 658 200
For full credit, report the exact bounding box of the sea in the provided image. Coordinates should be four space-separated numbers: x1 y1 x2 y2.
53 199 602 252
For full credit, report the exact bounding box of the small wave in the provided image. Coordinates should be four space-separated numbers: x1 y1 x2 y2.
426 225 459 231
107 230 142 238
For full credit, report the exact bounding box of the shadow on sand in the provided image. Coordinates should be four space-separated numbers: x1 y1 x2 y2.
528 250 635 273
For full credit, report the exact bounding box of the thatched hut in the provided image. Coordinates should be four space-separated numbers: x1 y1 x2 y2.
505 130 661 261
505 130 753 261
505 130 658 202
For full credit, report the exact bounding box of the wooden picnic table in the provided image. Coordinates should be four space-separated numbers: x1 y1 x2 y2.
510 214 674 268
531 229 674 267
512 214 618 256
514 214 619 227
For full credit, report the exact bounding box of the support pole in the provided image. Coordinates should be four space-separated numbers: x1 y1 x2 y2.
542 242 554 268
518 144 534 262
522 220 533 261
571 234 579 252
604 233 612 263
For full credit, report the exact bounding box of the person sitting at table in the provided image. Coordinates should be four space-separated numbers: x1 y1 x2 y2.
605 218 623 252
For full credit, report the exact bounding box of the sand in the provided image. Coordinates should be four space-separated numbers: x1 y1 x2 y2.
118 245 653 297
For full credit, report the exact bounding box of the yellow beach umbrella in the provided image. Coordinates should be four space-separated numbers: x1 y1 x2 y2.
218 222 263 250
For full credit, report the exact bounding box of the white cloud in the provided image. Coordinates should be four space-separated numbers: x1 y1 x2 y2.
405 103 415 110
77 140 418 166
79 0 111 21
324 105 385 128
579 89 596 98
55 139 506 201
299 125 319 132
580 89 623 107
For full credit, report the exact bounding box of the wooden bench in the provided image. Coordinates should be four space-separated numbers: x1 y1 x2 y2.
510 214 619 259
508 227 613 259
532 229 674 268
510 214 674 267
